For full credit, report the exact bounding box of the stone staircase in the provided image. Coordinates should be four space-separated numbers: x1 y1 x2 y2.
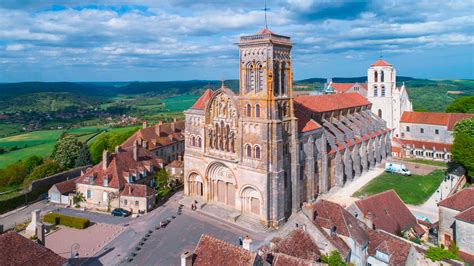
235 214 270 233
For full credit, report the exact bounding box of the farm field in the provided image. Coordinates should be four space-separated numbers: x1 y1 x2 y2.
352 170 445 205
161 94 200 112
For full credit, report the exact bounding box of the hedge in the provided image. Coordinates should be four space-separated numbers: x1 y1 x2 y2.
43 212 90 229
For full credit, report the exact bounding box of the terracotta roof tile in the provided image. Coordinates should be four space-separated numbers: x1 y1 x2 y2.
455 206 474 223
257 28 274 35
123 121 185 150
438 187 474 211
371 59 392 67
367 230 411 265
354 190 418 234
294 106 322 133
193 234 255 266
459 250 474 265
272 229 320 261
0 231 66 266
120 183 155 197
295 93 370 113
272 253 317 266
166 160 184 169
400 112 473 130
313 199 368 246
53 177 78 194
191 89 213 110
398 138 451 151
330 83 355 93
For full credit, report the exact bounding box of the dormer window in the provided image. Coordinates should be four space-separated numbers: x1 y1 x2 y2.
376 250 390 263
127 175 133 183
103 178 109 187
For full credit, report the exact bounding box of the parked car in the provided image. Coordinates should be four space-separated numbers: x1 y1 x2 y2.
385 162 411 176
112 208 131 217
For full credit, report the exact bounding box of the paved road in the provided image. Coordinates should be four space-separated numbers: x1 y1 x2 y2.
91 192 264 266
56 208 131 225
0 200 55 230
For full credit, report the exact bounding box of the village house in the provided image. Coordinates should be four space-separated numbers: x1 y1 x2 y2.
165 159 184 180
437 187 474 262
392 112 473 161
75 141 162 212
347 190 427 240
324 81 368 97
48 177 77 205
123 120 185 164
120 183 156 214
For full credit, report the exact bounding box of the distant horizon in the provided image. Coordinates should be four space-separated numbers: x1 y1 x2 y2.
0 1 473 82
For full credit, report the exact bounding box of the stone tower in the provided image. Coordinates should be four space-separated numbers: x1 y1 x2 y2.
238 28 300 224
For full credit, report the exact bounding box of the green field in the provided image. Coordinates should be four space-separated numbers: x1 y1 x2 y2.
162 94 200 112
353 170 445 205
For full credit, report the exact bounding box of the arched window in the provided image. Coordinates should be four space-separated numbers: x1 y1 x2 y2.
245 144 252 157
381 86 385 97
406 126 410 132
255 104 260 118
257 63 264 92
246 62 255 93
191 136 196 146
378 109 382 118
374 71 378 82
281 62 286 95
197 136 202 147
246 104 251 117
254 145 261 159
273 61 280 96
373 86 378 97
381 71 384 82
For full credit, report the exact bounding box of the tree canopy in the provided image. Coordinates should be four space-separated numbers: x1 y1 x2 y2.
52 135 83 169
88 128 138 163
445 96 474 113
452 117 474 178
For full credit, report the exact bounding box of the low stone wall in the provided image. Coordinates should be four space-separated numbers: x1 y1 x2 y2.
0 166 90 214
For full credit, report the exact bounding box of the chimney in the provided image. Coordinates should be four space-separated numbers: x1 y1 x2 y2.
367 212 374 229
243 235 253 251
171 122 176 132
142 121 148 129
181 251 193 266
133 140 139 161
102 150 110 170
115 145 120 153
156 125 161 137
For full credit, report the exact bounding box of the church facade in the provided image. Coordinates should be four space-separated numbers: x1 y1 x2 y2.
183 29 391 227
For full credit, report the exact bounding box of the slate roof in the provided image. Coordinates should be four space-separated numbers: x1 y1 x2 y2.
371 59 392 67
120 183 156 198
76 145 162 190
0 231 66 266
454 206 474 223
191 89 213 110
193 234 255 266
400 112 473 130
367 230 412 265
294 93 371 113
313 199 369 246
354 190 419 234
272 229 321 261
438 187 474 211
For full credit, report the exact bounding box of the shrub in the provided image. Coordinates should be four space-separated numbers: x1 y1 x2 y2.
425 246 459 262
43 212 90 229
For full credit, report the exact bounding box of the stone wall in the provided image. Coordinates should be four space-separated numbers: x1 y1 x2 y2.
0 166 89 214
456 219 474 254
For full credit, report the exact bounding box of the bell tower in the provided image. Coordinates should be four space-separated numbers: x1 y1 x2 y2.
238 29 300 226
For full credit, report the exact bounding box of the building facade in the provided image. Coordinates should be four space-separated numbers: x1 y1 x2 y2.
324 81 368 97
367 59 413 137
183 28 390 227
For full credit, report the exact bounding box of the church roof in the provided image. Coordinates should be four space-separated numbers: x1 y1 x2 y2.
294 93 371 113
294 107 322 133
192 89 213 110
371 59 392 67
400 111 473 130
257 28 274 35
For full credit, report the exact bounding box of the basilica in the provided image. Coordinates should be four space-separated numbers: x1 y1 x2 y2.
183 28 390 227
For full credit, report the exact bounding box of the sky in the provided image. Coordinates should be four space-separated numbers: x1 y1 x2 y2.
0 0 473 82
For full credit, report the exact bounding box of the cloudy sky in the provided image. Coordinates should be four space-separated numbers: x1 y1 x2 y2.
0 0 473 82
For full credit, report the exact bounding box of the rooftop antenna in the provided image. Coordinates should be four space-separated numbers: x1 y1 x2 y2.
262 0 270 29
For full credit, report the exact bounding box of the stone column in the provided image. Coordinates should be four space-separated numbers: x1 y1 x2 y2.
26 209 41 237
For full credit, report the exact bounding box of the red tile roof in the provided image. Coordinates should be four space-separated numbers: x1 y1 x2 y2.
398 138 451 151
272 229 320 261
272 253 315 266
120 183 155 198
459 250 474 265
367 230 411 265
76 145 162 190
191 89 213 110
0 231 66 266
455 206 474 223
313 199 368 246
165 160 184 169
294 107 322 133
295 93 370 113
330 83 355 93
438 187 474 211
400 112 473 130
371 59 392 67
53 178 77 194
193 234 256 266
123 121 185 150
257 28 274 35
354 190 418 234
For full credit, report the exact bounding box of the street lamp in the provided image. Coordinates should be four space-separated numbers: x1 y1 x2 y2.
70 243 80 259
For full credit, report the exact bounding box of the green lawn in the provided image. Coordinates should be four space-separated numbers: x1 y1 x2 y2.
353 170 445 205
403 158 448 168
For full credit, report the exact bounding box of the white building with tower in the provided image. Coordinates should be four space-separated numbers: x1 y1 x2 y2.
367 59 413 137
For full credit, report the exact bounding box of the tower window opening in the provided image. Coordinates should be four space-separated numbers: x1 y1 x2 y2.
245 144 252 157
374 71 378 82
255 104 261 118
246 104 252 117
373 86 378 97
381 86 385 97
381 71 384 82
254 145 261 159
257 63 264 92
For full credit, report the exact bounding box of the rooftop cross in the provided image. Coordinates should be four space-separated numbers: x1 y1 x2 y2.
262 0 270 29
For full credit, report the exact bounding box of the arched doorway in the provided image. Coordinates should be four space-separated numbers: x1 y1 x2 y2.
207 163 236 207
241 186 262 216
188 173 204 197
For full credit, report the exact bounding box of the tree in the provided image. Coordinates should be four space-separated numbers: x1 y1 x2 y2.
155 169 169 189
73 191 86 208
74 144 92 167
425 246 459 261
88 128 138 163
22 155 44 174
452 117 474 178
4 162 27 185
53 136 83 169
321 250 346 266
23 161 63 188
446 96 474 113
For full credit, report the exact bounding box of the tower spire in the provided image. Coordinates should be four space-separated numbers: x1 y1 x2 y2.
262 0 270 29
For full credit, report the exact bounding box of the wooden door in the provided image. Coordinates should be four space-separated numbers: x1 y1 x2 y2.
251 197 260 215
